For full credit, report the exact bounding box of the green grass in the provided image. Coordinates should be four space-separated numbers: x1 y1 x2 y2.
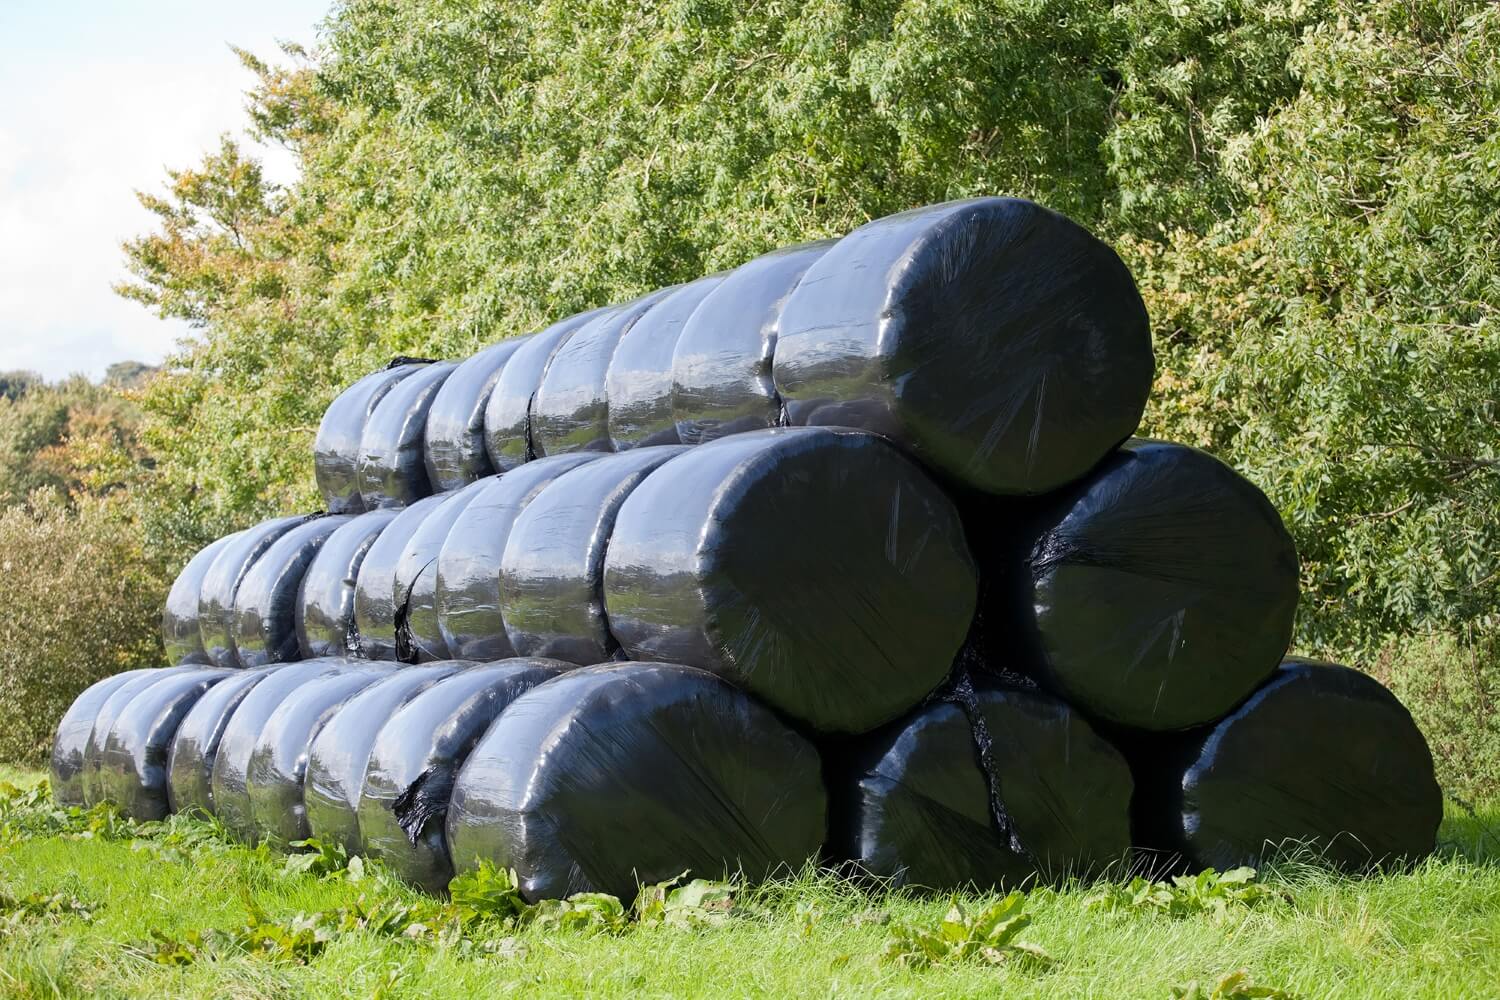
1 768 1497 999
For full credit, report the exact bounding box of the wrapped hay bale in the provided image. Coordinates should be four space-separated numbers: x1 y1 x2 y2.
353 493 449 660
162 533 238 665
447 661 826 901
167 667 281 815
357 361 457 509
604 427 976 734
423 340 530 491
51 669 159 807
198 516 310 668
232 515 349 667
80 668 191 806
296 509 398 659
315 363 429 514
774 196 1153 495
392 481 490 663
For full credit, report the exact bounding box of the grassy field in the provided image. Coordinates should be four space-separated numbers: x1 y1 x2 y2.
1 766 1496 1000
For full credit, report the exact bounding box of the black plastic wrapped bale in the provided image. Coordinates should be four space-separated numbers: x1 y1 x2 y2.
393 482 490 663
531 291 675 457
835 677 1133 890
95 668 232 820
167 667 279 815
357 361 457 509
1130 658 1442 872
296 509 397 659
977 439 1300 732
436 454 604 661
447 661 826 901
423 340 530 492
359 659 567 893
315 363 428 514
774 197 1154 496
671 241 832 446
80 668 191 806
162 533 238 665
501 446 686 664
603 427 977 734
209 658 358 840
232 515 349 668
606 276 724 450
51 669 157 807
484 308 612 472
303 663 466 852
198 516 310 668
244 663 397 844
353 493 449 660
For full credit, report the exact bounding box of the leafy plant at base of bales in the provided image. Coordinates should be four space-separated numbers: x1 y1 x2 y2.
881 891 1052 970
1085 867 1284 919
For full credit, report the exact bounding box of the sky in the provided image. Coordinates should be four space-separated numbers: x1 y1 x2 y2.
0 1 331 382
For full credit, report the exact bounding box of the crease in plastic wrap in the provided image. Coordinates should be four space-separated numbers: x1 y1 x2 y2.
162 533 238 664
773 196 1154 496
1125 658 1442 872
603 427 977 734
530 292 672 457
303 663 467 852
501 446 686 664
198 516 311 668
968 439 1300 731
353 493 449 660
167 666 280 815
232 514 348 667
831 674 1133 890
94 668 232 820
392 481 490 663
447 661 827 902
297 509 397 658
51 669 159 806
357 659 568 892
423 339 529 491
605 275 724 449
435 454 603 660
79 667 193 806
671 241 832 446
357 361 456 509
315 363 428 514
484 308 611 472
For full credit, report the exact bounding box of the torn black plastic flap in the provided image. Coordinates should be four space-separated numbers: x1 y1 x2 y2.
1127 658 1442 872
435 454 604 660
50 669 157 807
232 515 349 667
315 364 429 514
357 361 457 509
484 308 613 473
353 493 450 660
446 661 827 902
392 481 491 663
774 196 1154 496
162 533 239 665
603 427 977 734
671 241 833 446
605 275 725 450
500 446 686 664
296 509 398 659
198 516 310 668
167 666 279 815
423 338 531 492
302 662 466 853
80 667 194 806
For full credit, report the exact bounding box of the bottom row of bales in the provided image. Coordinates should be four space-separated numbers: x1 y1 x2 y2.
52 656 1442 900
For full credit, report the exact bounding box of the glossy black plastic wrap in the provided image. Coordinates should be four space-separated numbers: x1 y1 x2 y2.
357 361 457 509
483 308 610 472
95 668 232 820
162 533 238 665
80 668 192 806
353 493 449 660
244 663 398 844
671 241 832 446
51 669 157 806
167 667 279 816
605 276 723 449
1129 658 1442 871
198 516 310 668
833 677 1133 890
435 454 603 660
773 197 1154 496
603 427 977 734
501 446 686 663
315 364 428 514
296 509 397 659
531 292 672 457
232 515 349 667
974 439 1299 732
209 658 357 839
447 662 827 902
303 663 466 852
423 340 529 492
392 481 490 663
359 659 567 893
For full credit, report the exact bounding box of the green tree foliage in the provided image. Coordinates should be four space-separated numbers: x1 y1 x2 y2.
0 376 149 507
